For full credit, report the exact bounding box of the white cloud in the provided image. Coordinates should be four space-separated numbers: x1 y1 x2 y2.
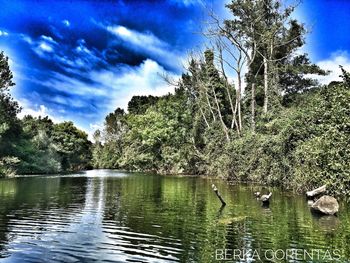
20 104 48 118
19 58 177 122
89 123 103 133
311 51 350 85
0 30 8 36
21 34 58 57
90 59 177 110
21 34 104 72
75 39 90 54
40 35 56 44
106 25 182 70
107 25 166 48
14 59 177 140
17 99 62 123
21 34 33 44
51 39 105 71
38 42 54 52
170 0 203 6
39 59 177 111
22 35 58 58
16 32 179 137
81 59 177 140
62 20 70 27
36 35 57 54
42 72 108 97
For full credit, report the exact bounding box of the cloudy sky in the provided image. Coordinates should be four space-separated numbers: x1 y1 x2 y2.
0 0 349 136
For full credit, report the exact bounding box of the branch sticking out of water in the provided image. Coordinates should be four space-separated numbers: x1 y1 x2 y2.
212 184 226 207
307 184 327 198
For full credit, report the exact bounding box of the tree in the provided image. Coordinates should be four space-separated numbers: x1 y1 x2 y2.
0 51 20 145
52 122 92 171
203 49 230 141
0 51 93 176
222 0 326 117
104 108 127 141
340 66 350 86
0 51 21 176
92 108 128 169
12 116 60 174
127 95 159 115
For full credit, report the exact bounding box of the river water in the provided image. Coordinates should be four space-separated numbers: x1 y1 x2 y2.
0 169 349 262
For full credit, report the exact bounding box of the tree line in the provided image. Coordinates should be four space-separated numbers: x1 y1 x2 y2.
0 51 92 176
92 0 350 197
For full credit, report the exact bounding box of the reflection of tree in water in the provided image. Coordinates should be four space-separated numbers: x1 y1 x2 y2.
0 176 88 258
1 173 350 262
312 214 340 232
212 187 350 263
0 179 17 257
101 174 230 262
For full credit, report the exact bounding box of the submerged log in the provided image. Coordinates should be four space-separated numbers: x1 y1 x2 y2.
212 184 226 206
311 195 339 215
306 184 327 198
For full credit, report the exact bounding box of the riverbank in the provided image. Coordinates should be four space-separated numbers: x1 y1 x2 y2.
92 81 349 200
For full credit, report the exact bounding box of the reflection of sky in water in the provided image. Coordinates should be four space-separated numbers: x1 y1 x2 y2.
82 169 130 178
0 170 349 262
1 174 179 262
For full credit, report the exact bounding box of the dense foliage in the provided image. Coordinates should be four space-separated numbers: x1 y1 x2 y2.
0 52 92 177
93 0 349 198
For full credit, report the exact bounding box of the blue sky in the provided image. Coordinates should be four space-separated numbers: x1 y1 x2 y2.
0 0 349 137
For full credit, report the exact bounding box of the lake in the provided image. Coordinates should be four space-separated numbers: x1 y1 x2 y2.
0 169 349 262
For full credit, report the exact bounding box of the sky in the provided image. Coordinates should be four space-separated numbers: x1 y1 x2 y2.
0 0 349 138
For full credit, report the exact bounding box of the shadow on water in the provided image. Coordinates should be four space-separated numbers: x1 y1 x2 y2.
0 170 350 262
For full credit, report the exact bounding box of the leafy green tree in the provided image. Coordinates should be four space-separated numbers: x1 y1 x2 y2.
92 108 127 168
291 74 350 196
0 51 21 176
224 0 327 119
0 51 20 148
0 51 92 176
105 108 127 141
95 91 197 174
127 95 159 115
15 116 61 174
52 122 92 171
340 65 350 85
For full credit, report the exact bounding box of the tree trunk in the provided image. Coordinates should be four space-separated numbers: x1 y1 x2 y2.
232 98 240 135
205 91 216 122
307 185 327 198
199 106 210 128
212 87 230 142
237 73 242 131
218 47 237 133
263 57 268 114
251 82 256 132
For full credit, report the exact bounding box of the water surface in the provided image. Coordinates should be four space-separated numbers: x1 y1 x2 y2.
0 170 349 262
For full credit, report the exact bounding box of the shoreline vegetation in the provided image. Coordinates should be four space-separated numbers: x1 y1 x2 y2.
1 1 349 199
